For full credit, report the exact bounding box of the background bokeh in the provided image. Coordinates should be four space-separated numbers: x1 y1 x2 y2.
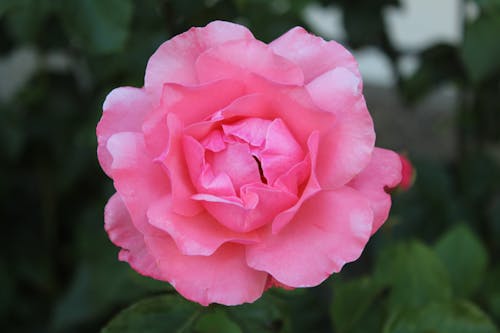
1 0 499 332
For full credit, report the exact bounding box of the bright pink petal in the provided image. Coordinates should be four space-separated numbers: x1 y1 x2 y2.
260 118 304 185
246 187 373 287
207 142 261 192
183 135 235 196
157 114 203 216
348 148 402 234
104 193 162 280
144 21 253 100
271 132 321 233
222 118 271 148
142 79 245 158
306 67 362 114
193 183 297 233
307 68 375 188
269 26 360 83
147 196 260 256
212 85 335 149
97 87 152 176
196 39 304 85
144 237 268 306
106 132 169 235
201 129 226 152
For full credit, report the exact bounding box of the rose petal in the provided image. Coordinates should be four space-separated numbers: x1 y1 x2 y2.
147 196 260 256
222 118 271 148
183 135 235 196
260 118 304 185
271 131 321 233
246 186 373 287
144 237 268 306
212 84 335 149
145 21 253 100
157 114 204 216
142 79 245 158
107 132 169 234
348 148 402 235
104 193 162 279
97 87 152 176
270 26 360 83
307 68 375 188
207 142 261 192
306 67 362 114
193 183 297 233
196 39 304 85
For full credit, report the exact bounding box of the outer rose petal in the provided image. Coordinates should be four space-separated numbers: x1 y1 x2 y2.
307 68 375 188
97 87 152 176
147 196 260 256
270 26 360 83
145 237 268 306
196 39 304 85
157 114 204 216
246 187 373 287
348 148 402 235
105 193 162 280
144 21 253 100
106 132 169 234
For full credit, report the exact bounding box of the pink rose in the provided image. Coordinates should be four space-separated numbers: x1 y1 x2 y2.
97 21 403 306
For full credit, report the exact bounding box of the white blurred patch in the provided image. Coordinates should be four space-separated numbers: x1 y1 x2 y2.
464 1 480 22
353 47 395 87
385 0 461 51
302 3 346 41
398 54 420 77
0 47 38 102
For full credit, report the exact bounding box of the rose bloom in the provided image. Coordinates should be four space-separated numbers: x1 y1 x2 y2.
97 21 404 306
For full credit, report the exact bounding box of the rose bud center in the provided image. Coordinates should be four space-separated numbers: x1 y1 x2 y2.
183 117 310 233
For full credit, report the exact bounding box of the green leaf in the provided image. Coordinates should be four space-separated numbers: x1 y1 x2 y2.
195 309 242 333
226 293 288 333
435 224 488 297
331 276 385 333
374 240 452 310
383 300 498 333
59 0 133 54
102 295 202 333
462 13 500 82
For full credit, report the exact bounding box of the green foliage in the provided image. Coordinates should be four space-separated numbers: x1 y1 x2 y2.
331 276 385 333
1 0 500 332
195 310 242 333
59 0 134 54
102 295 202 333
383 301 498 333
375 241 452 309
435 224 488 297
462 12 500 83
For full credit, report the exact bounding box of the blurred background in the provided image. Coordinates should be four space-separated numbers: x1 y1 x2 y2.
1 0 499 332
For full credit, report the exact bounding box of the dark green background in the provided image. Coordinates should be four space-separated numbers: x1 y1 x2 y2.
1 0 499 332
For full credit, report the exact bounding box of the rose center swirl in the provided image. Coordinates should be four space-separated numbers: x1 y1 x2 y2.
184 117 310 232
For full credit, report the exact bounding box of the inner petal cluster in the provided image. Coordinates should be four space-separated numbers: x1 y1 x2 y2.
183 117 310 233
